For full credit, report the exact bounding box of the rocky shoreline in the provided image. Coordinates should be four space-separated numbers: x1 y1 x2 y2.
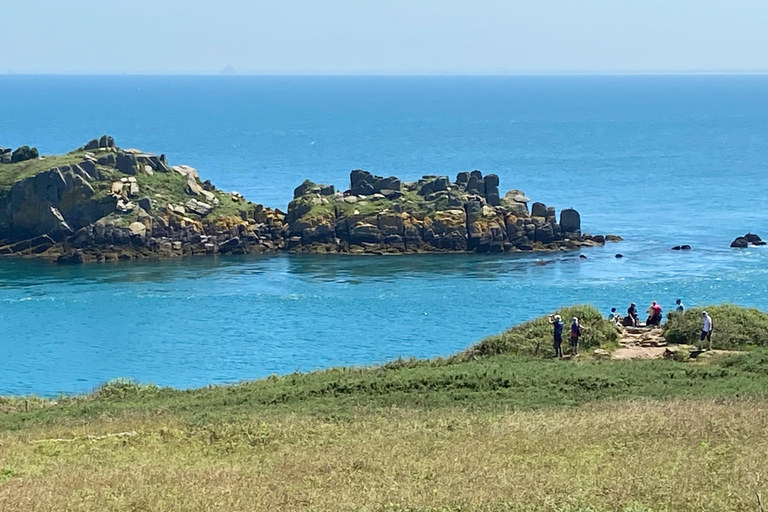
0 137 619 264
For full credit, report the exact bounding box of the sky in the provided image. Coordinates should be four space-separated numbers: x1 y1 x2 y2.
3 0 768 74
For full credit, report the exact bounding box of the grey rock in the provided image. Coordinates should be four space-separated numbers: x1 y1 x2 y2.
83 139 100 151
11 146 38 163
531 202 547 218
185 199 213 217
560 208 581 235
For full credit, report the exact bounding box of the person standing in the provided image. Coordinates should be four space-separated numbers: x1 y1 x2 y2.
647 301 663 327
701 311 714 351
549 314 564 358
570 317 583 355
676 299 685 313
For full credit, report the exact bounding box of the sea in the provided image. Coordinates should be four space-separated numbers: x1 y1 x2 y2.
1 75 768 396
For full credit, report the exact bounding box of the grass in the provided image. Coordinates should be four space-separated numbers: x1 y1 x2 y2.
0 150 88 191
462 305 620 359
0 147 260 224
2 398 768 511
664 304 768 349
4 310 768 510
292 186 459 226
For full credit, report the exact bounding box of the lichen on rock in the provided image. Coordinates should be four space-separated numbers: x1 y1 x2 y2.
285 169 610 255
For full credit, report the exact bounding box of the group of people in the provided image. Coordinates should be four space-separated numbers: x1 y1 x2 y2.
608 300 682 328
548 299 715 358
547 314 584 358
609 299 714 349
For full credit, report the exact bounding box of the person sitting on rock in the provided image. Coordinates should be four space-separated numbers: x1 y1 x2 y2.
676 299 685 313
701 311 714 351
548 314 564 358
646 301 663 327
570 317 584 355
625 303 639 327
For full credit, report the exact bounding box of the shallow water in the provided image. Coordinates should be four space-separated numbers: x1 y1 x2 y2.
1 75 767 395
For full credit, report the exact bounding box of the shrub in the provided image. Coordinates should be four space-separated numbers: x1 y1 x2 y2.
91 378 159 400
460 305 619 359
664 304 768 350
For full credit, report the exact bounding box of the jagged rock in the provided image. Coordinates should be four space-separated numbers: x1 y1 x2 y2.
294 179 315 198
128 222 147 237
83 139 100 151
185 199 213 217
99 135 115 148
374 177 401 193
138 198 152 212
11 146 38 163
116 152 139 175
484 174 500 205
57 251 85 265
97 154 117 166
219 237 241 253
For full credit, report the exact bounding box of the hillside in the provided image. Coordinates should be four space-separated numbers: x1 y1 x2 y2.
3 306 768 511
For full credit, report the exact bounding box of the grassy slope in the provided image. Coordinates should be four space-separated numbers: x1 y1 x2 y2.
0 150 258 224
0 151 90 191
3 352 768 510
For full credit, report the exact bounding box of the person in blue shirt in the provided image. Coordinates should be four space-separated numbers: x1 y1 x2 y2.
548 314 564 358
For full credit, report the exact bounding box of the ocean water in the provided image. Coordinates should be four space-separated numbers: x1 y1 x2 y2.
1 75 768 396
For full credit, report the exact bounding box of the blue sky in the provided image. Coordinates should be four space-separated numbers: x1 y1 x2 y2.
4 0 768 74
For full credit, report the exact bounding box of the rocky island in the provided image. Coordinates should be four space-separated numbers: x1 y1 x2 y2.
0 137 617 263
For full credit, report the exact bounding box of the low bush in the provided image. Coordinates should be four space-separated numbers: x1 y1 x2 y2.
459 305 619 359
664 304 768 349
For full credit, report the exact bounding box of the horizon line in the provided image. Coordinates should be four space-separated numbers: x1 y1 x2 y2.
4 70 768 77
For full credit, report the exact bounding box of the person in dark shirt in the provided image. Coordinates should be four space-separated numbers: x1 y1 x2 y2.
676 299 685 313
548 314 564 358
627 303 639 326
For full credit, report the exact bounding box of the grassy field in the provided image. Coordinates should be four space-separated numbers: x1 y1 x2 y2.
3 348 768 511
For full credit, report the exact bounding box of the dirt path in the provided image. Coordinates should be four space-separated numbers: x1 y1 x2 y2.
611 326 668 360
610 326 741 360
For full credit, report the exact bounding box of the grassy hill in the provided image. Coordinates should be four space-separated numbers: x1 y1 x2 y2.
3 307 768 511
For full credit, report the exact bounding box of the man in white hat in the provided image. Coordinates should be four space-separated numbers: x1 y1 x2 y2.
701 311 713 351
548 314 564 358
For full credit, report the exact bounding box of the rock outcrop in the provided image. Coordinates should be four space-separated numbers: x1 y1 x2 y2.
1 138 618 263
731 233 766 248
285 170 612 255
0 137 286 263
0 145 40 164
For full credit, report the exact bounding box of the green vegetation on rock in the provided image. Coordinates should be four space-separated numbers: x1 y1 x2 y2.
0 150 88 192
461 305 620 359
664 304 768 349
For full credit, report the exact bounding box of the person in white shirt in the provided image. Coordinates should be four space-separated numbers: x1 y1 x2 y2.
700 311 713 351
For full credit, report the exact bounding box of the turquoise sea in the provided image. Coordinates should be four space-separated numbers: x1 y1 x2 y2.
1 75 768 396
